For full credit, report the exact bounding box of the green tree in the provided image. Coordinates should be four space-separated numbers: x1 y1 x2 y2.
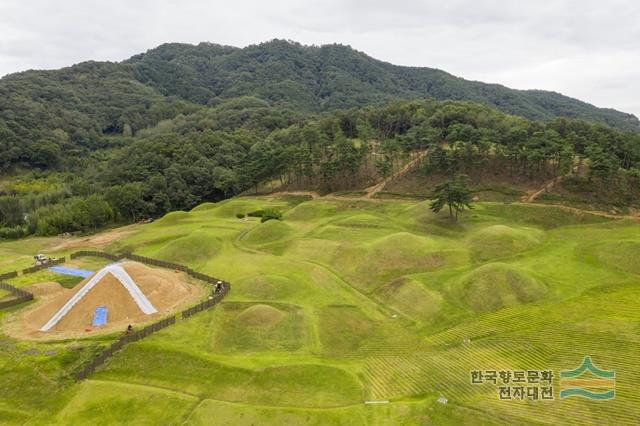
430 178 474 221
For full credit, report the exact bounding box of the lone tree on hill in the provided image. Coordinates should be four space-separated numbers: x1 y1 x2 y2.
430 178 474 221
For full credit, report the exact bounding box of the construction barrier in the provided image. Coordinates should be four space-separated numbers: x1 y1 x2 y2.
71 250 230 382
0 282 34 309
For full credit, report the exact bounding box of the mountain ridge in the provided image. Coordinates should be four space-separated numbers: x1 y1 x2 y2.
124 40 639 129
1 39 638 140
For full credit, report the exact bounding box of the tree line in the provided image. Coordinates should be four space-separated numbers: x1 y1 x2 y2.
1 99 639 238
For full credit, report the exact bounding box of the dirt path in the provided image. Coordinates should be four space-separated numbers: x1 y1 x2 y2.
252 190 322 200
248 151 428 203
364 151 428 199
52 225 138 251
246 154 640 222
521 163 581 203
547 203 640 222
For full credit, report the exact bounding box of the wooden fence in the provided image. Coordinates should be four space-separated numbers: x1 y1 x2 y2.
69 251 122 261
69 250 228 286
0 282 34 309
21 257 65 275
69 250 230 382
182 284 229 319
74 316 177 381
0 271 18 281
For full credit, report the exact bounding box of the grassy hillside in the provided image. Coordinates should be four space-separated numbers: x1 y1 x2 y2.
0 196 639 424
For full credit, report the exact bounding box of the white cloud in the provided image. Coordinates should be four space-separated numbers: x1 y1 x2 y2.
0 0 638 117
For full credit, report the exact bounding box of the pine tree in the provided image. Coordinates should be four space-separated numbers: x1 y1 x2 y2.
430 177 474 221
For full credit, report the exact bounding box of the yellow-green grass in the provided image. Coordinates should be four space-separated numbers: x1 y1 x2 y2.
1 196 639 425
94 343 363 408
242 220 294 246
6 269 85 289
153 233 222 265
212 302 309 353
284 200 339 221
331 231 469 293
186 397 499 426
591 240 640 275
372 277 443 324
468 224 545 262
54 380 198 425
447 263 547 313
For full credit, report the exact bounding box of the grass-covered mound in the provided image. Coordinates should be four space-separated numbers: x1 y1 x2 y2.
242 220 293 246
318 305 378 356
96 345 361 407
469 225 544 262
284 201 338 221
190 202 217 212
155 233 221 264
479 203 610 229
284 239 341 264
448 263 546 312
3 196 639 425
332 232 466 292
214 303 306 352
374 277 443 323
310 224 392 242
237 304 285 326
595 241 640 275
55 381 197 425
234 275 301 300
211 199 266 218
333 213 395 229
153 210 192 226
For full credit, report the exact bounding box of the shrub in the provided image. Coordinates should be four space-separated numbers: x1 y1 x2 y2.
247 210 265 218
0 225 28 240
236 212 246 219
261 208 283 223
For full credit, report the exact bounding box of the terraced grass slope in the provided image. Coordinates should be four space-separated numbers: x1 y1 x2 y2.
0 196 638 425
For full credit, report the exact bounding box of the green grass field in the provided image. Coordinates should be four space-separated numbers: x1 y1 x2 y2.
0 196 638 425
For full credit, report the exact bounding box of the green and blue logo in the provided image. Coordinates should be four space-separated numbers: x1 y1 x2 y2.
559 356 615 400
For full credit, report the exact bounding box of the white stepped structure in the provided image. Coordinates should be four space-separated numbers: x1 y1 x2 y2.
40 263 157 332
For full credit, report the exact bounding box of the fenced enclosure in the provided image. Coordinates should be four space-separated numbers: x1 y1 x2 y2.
74 316 177 381
0 282 34 309
68 250 230 382
1 249 230 381
21 257 65 275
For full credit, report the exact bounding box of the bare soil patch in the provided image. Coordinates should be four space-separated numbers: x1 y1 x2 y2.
52 226 138 250
3 261 207 340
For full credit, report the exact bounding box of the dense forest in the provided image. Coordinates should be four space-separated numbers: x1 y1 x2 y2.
0 40 639 238
1 40 639 174
1 96 639 238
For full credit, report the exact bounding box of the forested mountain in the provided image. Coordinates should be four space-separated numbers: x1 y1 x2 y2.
128 41 640 129
1 40 639 240
1 40 639 172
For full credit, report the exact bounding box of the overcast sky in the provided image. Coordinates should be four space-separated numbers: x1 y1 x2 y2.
1 0 638 117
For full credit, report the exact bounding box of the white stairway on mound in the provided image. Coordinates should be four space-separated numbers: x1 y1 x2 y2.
40 263 158 332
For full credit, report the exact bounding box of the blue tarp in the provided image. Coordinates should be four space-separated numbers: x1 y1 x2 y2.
48 266 93 278
92 306 108 327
